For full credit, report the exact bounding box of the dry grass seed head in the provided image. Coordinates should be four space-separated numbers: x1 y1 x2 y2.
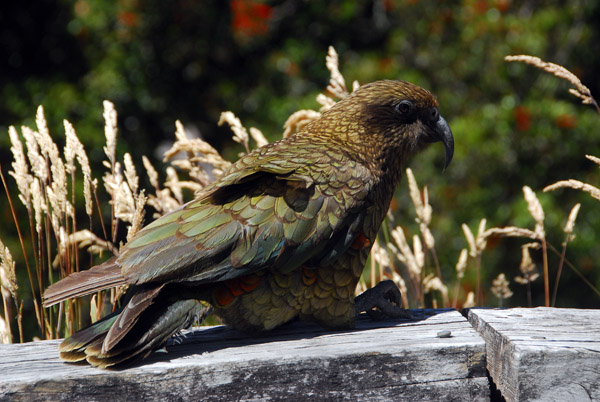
104 161 137 223
34 108 72 223
126 192 147 241
316 94 336 111
63 120 78 175
282 110 322 138
164 167 184 204
482 226 539 241
143 156 160 190
218 111 249 152
371 241 391 268
0 315 9 344
53 229 118 267
455 248 468 279
103 100 118 167
421 225 435 250
31 179 46 234
476 219 488 251
114 184 135 223
317 46 358 111
544 179 600 201
462 223 477 258
390 227 422 277
522 186 545 238
8 126 33 207
389 270 408 302
0 239 18 299
421 187 432 223
386 242 402 264
35 106 61 165
586 154 600 166
165 121 231 172
21 126 47 184
515 246 539 285
406 169 423 213
82 178 97 218
423 273 449 302
463 291 476 308
113 284 129 307
412 235 424 269
249 127 268 148
325 46 348 99
564 203 581 236
491 273 513 299
147 189 180 217
505 55 594 105
142 156 178 215
64 120 96 216
406 168 432 228
123 153 139 196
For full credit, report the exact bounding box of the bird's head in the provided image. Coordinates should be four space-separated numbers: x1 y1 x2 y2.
316 80 454 173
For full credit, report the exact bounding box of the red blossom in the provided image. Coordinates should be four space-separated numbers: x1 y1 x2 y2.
118 11 140 28
473 0 488 15
494 0 510 13
231 0 273 38
514 105 531 132
555 114 577 129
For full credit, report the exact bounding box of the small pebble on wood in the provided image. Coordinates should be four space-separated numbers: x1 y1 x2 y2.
437 330 452 338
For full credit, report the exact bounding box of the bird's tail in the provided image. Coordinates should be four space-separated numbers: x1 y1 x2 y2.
43 257 128 307
59 285 212 368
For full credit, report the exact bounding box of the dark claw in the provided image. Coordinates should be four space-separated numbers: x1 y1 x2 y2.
366 309 386 321
355 280 414 320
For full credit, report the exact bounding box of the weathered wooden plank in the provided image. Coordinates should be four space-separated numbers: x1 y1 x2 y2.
468 307 600 402
0 310 487 401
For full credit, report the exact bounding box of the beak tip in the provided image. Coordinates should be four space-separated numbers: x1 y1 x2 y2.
444 143 454 171
438 117 454 171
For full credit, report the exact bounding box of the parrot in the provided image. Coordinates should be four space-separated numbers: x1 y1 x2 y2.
43 80 454 368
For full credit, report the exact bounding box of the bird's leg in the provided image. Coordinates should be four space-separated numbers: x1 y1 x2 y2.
355 280 414 320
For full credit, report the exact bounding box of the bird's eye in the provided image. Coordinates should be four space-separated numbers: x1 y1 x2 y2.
396 100 413 115
429 107 440 122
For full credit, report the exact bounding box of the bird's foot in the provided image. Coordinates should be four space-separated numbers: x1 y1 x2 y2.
355 280 414 320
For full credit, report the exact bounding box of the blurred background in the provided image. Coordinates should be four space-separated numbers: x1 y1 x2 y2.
1 0 600 341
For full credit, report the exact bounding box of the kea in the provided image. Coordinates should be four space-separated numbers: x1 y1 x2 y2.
43 80 454 368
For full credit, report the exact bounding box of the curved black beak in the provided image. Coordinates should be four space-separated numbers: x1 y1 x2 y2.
437 116 454 170
422 115 454 170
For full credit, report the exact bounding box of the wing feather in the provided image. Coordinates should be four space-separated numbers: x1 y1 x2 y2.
115 146 373 288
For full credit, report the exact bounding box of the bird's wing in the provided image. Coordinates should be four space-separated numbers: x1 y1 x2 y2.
118 150 373 287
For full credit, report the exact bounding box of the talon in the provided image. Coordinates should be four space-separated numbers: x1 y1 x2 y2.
355 280 414 320
366 309 386 321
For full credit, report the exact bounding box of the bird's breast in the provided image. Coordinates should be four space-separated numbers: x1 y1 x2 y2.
211 244 370 332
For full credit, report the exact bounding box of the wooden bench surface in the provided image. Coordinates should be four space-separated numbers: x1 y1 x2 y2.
0 309 488 402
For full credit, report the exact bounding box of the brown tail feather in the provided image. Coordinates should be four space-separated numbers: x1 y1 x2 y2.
103 284 165 352
58 286 211 368
43 257 128 307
